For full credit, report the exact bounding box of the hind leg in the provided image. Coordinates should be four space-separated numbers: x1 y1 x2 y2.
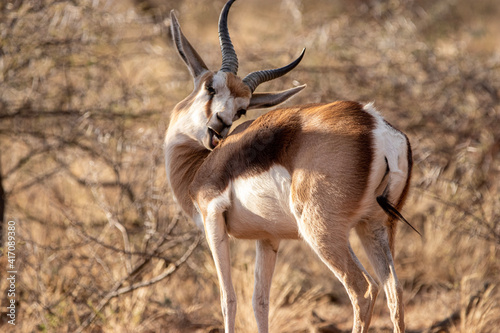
299 216 379 333
355 220 404 333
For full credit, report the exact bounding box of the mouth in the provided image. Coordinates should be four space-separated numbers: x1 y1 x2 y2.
208 128 223 149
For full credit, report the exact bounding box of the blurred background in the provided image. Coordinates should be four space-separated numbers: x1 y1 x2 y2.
0 0 499 332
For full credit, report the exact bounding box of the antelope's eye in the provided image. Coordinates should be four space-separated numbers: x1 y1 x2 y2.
206 85 216 96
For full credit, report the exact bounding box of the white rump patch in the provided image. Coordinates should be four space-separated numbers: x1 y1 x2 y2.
364 103 409 204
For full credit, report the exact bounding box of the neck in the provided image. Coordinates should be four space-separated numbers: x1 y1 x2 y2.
165 126 210 218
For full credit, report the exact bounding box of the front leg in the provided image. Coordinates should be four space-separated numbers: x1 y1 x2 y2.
253 239 280 333
204 210 236 332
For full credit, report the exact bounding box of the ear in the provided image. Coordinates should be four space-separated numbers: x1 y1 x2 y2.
170 11 209 80
248 85 306 110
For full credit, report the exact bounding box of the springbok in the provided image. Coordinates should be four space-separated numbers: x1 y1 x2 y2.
165 0 413 332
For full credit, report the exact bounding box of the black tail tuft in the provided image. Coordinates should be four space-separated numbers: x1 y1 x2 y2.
377 195 422 237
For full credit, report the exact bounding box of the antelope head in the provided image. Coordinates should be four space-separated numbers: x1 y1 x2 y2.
169 0 305 150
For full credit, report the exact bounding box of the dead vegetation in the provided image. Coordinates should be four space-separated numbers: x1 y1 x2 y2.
0 0 499 332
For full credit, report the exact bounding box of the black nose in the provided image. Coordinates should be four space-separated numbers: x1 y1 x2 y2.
209 113 232 136
216 113 232 128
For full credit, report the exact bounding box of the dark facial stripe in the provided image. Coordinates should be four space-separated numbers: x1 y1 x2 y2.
205 96 213 118
172 72 214 119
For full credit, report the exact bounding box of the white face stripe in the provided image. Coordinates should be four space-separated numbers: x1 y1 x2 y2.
212 71 229 96
166 71 251 154
211 72 232 124
168 87 213 141
209 71 250 125
164 90 209 182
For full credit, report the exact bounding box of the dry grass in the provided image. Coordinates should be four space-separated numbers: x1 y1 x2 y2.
1 0 499 332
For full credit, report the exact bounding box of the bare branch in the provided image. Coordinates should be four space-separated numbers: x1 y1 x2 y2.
74 233 201 333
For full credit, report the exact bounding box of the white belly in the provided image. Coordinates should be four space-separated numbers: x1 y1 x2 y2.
226 165 299 239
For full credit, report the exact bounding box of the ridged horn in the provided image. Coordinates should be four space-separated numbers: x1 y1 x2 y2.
219 0 238 74
242 48 305 93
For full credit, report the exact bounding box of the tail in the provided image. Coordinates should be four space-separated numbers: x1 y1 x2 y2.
375 135 418 255
376 195 421 237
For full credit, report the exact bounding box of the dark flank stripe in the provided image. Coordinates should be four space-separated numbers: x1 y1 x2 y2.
189 101 376 218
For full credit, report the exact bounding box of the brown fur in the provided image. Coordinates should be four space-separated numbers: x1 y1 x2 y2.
189 101 375 218
226 72 252 99
172 72 214 121
168 140 210 216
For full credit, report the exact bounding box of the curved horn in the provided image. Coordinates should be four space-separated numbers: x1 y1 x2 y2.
243 48 306 93
219 0 238 74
